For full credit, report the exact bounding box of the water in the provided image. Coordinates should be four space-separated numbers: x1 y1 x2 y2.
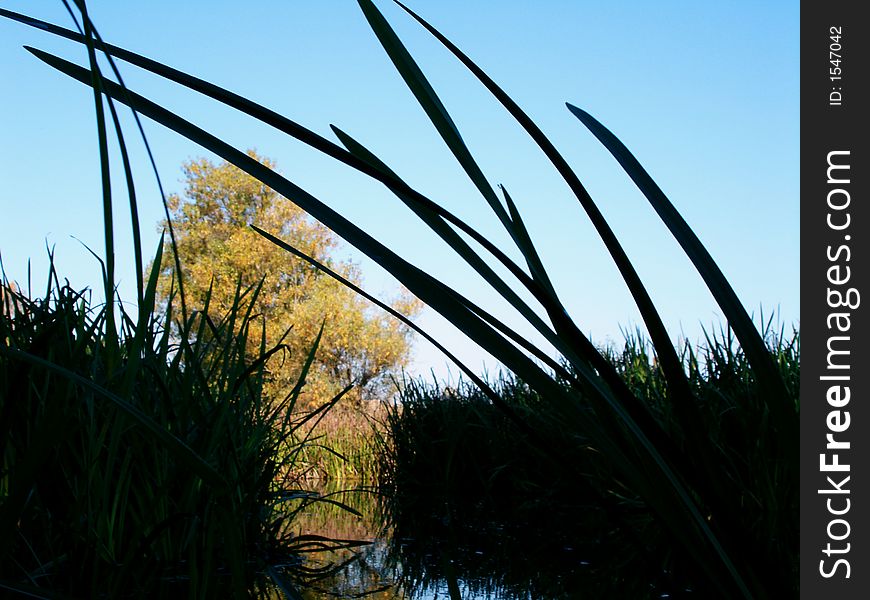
282 482 675 599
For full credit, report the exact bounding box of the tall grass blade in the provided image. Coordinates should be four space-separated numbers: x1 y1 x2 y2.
564 103 797 452
249 224 541 440
70 0 117 357
24 48 580 399
329 125 574 369
0 6 189 323
498 185 557 299
119 235 164 396
1 8 554 331
356 0 514 235
388 0 701 432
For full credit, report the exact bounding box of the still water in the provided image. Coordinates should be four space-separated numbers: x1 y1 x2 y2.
284 483 672 600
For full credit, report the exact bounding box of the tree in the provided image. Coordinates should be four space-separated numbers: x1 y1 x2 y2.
156 151 420 407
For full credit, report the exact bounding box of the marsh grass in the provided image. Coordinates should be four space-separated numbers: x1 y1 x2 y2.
291 403 384 484
2 0 799 596
0 251 362 598
378 326 799 597
1 2 373 595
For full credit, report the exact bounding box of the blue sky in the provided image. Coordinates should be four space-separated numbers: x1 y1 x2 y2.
0 1 798 379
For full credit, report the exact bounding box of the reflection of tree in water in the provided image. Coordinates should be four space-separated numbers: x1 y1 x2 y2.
282 479 675 599
278 378 706 600
288 483 406 599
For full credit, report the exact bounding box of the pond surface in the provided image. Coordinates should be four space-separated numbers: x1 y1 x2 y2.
285 482 676 600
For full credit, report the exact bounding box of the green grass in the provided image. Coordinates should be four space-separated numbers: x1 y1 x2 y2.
2 1 799 596
1 3 371 595
0 252 356 598
291 403 384 485
377 326 799 597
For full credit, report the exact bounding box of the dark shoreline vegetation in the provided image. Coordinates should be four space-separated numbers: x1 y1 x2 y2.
378 328 799 598
0 260 366 598
1 1 798 598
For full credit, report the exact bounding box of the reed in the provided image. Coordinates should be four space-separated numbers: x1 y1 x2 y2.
2 1 799 596
378 327 799 597
1 2 374 596
0 248 349 597
291 403 384 484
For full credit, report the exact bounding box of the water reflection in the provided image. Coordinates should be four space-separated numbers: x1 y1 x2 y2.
287 484 400 599
286 481 674 599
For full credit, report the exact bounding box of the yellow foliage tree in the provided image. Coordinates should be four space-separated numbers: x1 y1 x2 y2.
156 151 420 408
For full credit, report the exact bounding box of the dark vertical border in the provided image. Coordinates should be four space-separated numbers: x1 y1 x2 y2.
801 1 868 598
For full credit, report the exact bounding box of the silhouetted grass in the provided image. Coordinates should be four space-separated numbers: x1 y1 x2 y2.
1 1 799 596
377 326 799 597
0 251 361 598
1 2 369 596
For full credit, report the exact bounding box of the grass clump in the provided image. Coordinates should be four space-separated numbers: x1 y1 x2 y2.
377 327 799 598
0 255 346 598
291 403 385 485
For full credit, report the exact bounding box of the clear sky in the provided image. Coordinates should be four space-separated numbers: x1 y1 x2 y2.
0 1 799 380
